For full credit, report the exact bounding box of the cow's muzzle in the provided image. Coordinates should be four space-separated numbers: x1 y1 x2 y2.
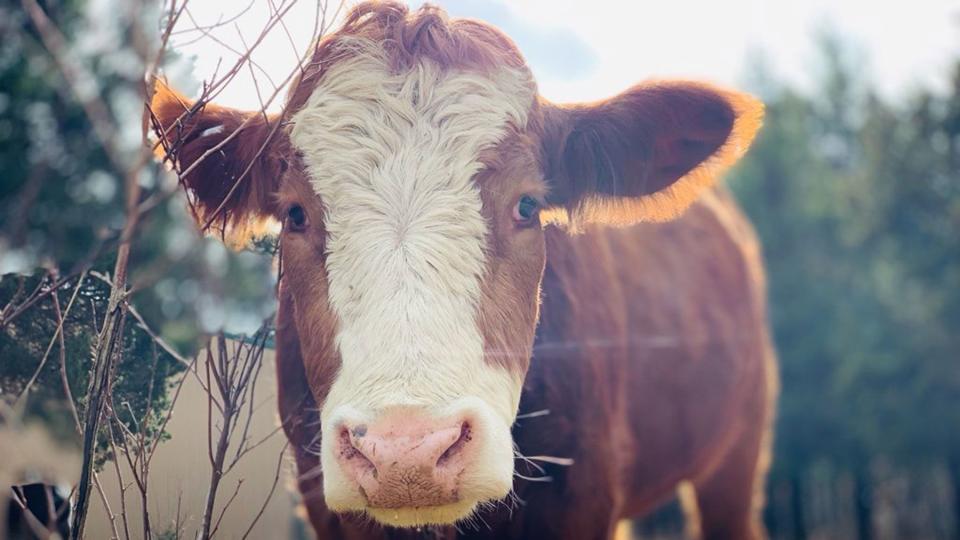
334 408 473 509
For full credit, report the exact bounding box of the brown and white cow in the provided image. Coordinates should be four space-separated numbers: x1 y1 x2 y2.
152 2 777 539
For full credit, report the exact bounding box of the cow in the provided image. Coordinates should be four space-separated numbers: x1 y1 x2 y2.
152 2 777 539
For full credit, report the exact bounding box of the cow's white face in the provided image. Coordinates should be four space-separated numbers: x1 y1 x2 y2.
285 39 541 526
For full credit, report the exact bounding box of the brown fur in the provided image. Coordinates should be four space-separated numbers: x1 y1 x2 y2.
150 81 287 245
151 2 777 539
540 84 763 228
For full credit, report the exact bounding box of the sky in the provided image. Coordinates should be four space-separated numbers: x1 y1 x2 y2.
170 0 960 111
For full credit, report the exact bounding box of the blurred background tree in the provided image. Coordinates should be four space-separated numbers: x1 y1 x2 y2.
727 33 960 539
0 0 275 462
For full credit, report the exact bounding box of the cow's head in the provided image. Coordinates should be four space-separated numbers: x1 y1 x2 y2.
152 1 762 528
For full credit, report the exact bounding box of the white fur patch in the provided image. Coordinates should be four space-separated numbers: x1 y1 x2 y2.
289 39 535 522
199 124 224 137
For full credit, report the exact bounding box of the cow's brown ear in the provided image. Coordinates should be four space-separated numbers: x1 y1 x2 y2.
540 81 763 229
151 81 284 246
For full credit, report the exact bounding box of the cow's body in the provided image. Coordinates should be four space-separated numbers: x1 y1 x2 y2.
278 186 777 539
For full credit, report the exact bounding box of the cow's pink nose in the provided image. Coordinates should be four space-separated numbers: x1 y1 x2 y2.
335 413 472 508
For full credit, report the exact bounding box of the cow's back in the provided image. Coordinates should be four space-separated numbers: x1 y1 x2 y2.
514 186 777 527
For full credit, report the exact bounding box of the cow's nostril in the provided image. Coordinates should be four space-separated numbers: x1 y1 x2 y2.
436 421 471 467
339 427 377 475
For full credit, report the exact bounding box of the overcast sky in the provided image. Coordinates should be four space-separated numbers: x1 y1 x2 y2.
171 0 960 111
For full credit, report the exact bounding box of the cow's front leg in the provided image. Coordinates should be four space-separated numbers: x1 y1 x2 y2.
688 419 771 540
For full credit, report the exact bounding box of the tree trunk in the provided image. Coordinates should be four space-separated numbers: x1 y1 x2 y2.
790 472 808 540
853 466 874 540
948 455 960 540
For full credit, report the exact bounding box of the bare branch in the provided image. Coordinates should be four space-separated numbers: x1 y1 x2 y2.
0 269 86 330
107 424 134 540
209 478 244 538
53 272 87 430
13 270 85 406
169 1 254 37
241 442 289 540
197 320 276 539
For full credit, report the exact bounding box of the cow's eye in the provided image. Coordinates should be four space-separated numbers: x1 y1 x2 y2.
512 195 540 225
287 204 308 231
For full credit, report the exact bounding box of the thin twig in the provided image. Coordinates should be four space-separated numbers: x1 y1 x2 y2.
241 442 289 540
14 270 85 406
208 479 244 538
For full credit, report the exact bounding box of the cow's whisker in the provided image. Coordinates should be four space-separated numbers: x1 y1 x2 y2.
474 508 493 530
302 442 323 457
457 508 483 532
513 452 546 475
514 472 553 482
515 409 549 419
491 497 510 518
499 492 521 519
507 489 526 508
298 464 324 481
305 429 323 449
523 455 574 466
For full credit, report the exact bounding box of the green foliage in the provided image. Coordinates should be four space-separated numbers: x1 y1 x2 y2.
731 39 960 475
1 272 185 465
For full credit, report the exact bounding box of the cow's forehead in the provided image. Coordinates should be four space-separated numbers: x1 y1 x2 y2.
289 40 536 187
